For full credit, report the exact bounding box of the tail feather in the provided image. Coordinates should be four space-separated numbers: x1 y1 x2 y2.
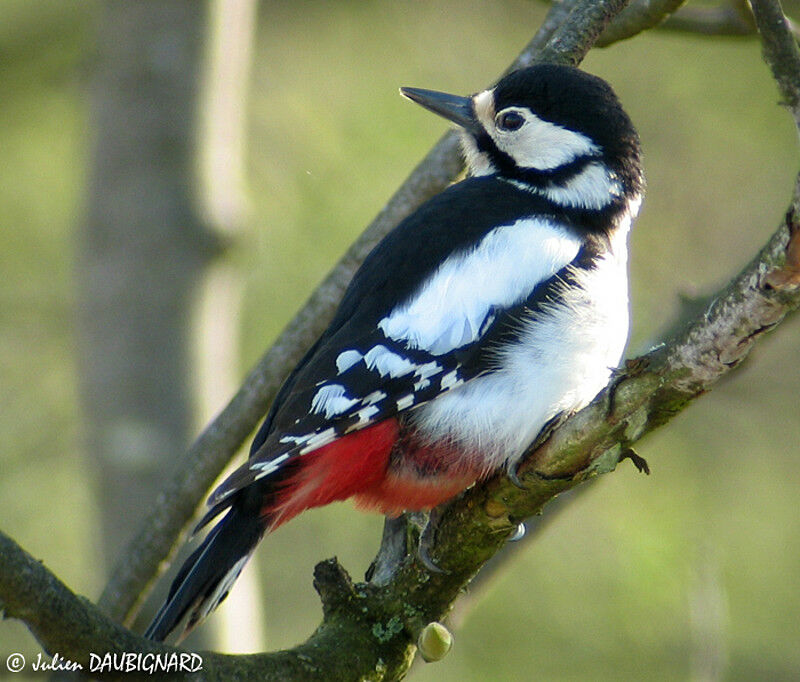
144 505 264 643
145 420 400 641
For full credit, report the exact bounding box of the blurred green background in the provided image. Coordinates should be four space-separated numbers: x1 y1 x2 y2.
2 1 800 680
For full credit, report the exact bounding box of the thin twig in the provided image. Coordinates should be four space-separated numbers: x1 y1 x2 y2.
751 0 800 120
595 0 689 47
537 0 634 64
534 0 756 44
660 2 756 36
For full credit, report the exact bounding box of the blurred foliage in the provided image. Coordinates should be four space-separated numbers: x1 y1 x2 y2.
1 1 799 680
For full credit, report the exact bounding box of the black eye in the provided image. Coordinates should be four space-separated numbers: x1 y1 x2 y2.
495 110 525 131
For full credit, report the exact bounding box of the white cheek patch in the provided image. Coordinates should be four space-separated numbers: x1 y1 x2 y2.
379 218 582 355
493 112 599 171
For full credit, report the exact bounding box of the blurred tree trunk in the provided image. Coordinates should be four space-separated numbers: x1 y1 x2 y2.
193 0 264 652
77 0 211 586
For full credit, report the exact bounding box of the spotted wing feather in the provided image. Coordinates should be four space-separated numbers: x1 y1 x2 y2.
208 331 478 511
205 177 585 517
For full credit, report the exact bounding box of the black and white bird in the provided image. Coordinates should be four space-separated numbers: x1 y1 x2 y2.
145 63 644 642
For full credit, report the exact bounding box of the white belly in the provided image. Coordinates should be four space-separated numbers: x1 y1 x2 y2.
410 244 630 472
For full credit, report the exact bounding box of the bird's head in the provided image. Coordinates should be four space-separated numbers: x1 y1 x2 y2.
402 64 643 210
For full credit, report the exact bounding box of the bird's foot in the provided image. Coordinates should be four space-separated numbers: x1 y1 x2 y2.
415 507 448 574
620 447 650 475
508 522 526 542
507 460 527 489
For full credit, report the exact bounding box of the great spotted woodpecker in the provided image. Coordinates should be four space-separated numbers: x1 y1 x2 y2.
145 64 644 642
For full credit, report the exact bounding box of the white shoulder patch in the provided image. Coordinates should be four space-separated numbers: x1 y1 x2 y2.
378 219 581 355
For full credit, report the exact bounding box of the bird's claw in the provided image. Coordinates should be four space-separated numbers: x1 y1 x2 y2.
508 522 526 542
416 507 448 574
620 447 650 475
507 460 527 489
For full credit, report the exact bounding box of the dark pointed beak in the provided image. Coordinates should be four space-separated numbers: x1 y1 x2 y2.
400 87 480 134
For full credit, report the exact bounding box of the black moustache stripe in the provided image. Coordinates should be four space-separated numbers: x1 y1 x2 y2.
474 131 603 186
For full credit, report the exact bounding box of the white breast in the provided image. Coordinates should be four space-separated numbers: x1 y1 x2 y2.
411 220 633 472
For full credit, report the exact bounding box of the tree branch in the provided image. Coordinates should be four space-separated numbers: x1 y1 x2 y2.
594 0 689 47
751 0 800 120
530 0 636 64
659 1 757 37
0 530 407 682
534 0 763 46
0 530 169 681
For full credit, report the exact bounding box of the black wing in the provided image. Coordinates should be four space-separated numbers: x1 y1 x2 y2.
206 176 573 513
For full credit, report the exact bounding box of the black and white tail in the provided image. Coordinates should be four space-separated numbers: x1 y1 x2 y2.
144 504 264 643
